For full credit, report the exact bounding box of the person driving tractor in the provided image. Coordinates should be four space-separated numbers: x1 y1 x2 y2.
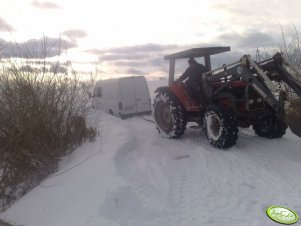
176 57 208 101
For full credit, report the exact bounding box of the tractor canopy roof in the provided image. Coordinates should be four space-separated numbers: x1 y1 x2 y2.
164 46 230 84
164 46 230 60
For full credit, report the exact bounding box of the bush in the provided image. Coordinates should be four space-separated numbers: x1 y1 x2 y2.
0 59 96 210
279 25 301 70
0 219 17 226
255 25 301 99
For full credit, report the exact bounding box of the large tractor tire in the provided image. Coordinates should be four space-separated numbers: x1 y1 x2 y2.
153 92 187 139
252 111 287 138
203 105 238 149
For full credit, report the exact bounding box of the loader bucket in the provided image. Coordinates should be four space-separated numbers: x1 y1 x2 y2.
285 99 301 138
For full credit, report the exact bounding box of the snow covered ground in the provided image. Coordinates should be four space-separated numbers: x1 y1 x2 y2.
1 79 301 226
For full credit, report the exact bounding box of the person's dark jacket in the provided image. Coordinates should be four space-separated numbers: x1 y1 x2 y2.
177 63 207 85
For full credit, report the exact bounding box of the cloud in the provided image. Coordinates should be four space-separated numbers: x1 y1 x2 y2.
149 57 164 67
86 43 181 75
31 1 60 9
208 0 301 46
87 43 217 71
86 43 180 76
98 53 148 62
88 43 243 77
211 51 244 67
88 43 196 70
217 31 277 49
125 68 146 75
0 17 14 32
87 43 179 56
62 29 87 42
210 2 250 16
113 60 145 68
237 32 276 48
0 37 77 59
85 41 263 78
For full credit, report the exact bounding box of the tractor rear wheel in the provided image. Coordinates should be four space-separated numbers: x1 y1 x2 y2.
153 92 187 138
203 105 238 149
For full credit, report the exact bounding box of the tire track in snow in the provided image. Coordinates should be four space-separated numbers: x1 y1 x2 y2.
165 148 209 226
234 130 301 208
128 118 217 225
102 116 301 226
117 118 250 225
101 117 172 226
112 117 214 226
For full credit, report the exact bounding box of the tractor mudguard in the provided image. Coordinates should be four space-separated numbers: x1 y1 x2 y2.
154 83 201 112
169 82 201 112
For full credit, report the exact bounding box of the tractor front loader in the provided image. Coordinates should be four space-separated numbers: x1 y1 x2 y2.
153 47 301 149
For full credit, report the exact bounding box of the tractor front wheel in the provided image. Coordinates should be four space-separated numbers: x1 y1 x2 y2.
203 105 238 149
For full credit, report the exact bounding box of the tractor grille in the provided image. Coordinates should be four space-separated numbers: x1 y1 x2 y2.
246 86 265 111
247 98 265 111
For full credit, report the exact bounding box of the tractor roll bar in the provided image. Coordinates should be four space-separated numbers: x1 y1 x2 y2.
164 47 230 85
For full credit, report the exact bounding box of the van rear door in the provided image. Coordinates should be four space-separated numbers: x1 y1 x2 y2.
133 76 151 113
119 77 136 116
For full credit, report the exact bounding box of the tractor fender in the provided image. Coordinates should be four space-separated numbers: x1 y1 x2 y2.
154 83 200 112
154 86 177 104
154 87 179 104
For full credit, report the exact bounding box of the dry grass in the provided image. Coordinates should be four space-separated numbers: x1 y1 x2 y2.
0 219 18 226
0 56 96 211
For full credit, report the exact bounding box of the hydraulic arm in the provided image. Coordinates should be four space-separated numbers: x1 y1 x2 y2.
205 52 301 137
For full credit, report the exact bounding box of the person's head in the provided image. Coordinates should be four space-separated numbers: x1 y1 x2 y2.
188 57 197 66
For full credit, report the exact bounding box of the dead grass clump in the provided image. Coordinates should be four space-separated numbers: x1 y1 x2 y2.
0 61 96 210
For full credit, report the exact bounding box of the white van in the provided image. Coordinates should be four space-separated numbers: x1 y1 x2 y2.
92 76 151 118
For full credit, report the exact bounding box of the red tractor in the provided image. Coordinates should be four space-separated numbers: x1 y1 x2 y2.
153 47 301 149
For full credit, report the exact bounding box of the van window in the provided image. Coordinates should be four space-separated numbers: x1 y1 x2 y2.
95 87 102 97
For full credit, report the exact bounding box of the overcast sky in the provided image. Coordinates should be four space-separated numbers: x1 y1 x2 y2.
0 0 300 79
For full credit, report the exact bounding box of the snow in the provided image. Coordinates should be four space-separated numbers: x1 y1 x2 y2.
1 79 301 226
